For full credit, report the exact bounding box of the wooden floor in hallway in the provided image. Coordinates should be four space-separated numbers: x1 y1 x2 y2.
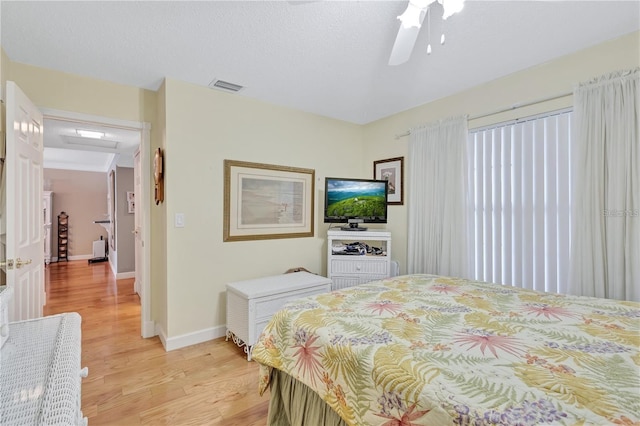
44 260 269 425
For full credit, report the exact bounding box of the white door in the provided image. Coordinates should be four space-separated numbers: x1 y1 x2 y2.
133 148 143 297
4 81 45 321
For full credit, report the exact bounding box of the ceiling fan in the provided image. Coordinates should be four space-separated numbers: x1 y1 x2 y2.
288 0 464 66
389 0 465 66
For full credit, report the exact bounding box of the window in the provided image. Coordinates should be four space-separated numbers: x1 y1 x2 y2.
467 110 572 293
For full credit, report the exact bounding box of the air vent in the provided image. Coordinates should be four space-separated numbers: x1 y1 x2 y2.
208 79 244 93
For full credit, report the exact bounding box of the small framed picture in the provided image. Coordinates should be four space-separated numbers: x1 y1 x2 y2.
374 157 404 205
127 191 135 214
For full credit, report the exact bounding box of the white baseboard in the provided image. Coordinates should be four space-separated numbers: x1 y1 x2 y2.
52 254 93 262
116 271 135 279
61 258 133 279
69 254 93 261
157 325 227 352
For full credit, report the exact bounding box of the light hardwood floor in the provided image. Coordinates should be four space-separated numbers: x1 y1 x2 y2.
44 260 269 425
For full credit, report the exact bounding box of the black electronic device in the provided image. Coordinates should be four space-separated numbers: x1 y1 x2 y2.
324 177 388 231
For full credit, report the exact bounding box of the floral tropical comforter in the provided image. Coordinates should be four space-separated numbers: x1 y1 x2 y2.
251 274 640 426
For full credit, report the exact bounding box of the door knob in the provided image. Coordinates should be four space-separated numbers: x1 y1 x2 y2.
15 258 32 269
0 259 15 270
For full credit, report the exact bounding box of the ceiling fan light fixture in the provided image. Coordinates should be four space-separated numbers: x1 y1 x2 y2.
76 129 105 139
397 3 424 29
388 0 451 66
440 0 465 20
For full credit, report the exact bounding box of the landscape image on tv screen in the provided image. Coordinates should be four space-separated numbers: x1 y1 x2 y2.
326 179 387 218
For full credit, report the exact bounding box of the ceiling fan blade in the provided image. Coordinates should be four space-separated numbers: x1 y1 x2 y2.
388 25 422 66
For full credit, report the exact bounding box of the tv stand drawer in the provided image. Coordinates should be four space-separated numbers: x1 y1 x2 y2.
331 275 388 291
330 258 388 275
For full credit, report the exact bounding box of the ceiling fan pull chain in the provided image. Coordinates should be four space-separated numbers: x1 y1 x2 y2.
427 8 432 55
440 1 446 45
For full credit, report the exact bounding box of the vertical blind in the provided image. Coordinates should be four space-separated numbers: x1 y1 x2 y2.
467 110 572 293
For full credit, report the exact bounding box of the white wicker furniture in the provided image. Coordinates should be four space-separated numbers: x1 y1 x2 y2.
0 312 87 425
226 272 332 361
327 229 392 290
0 286 13 349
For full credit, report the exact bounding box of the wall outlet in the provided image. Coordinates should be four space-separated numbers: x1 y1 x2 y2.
175 213 185 228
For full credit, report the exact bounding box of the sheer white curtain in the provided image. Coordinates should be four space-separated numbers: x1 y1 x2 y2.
407 116 468 277
569 68 640 302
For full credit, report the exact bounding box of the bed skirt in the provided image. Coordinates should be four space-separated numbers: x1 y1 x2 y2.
267 369 347 426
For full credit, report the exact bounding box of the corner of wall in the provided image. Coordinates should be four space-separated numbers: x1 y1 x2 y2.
1 46 8 142
151 79 168 338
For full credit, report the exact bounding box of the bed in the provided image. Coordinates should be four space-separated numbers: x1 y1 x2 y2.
251 274 640 426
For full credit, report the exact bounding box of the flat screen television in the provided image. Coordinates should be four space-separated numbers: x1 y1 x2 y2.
324 177 388 231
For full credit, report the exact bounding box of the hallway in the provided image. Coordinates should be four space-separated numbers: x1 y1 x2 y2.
44 260 268 425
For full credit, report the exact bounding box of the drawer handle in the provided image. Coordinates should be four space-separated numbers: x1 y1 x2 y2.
80 367 89 378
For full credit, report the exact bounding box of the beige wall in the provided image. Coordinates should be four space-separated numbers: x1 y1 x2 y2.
362 31 640 275
162 78 363 338
9 62 153 123
106 163 135 274
116 166 135 273
43 169 109 258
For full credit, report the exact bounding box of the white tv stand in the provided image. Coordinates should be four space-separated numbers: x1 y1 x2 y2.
327 229 391 291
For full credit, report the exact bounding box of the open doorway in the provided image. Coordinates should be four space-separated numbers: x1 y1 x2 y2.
41 108 153 338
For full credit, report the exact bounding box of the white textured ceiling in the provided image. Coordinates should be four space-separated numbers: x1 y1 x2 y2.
2 1 640 126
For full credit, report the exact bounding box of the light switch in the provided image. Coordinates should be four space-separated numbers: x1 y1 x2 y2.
175 213 185 228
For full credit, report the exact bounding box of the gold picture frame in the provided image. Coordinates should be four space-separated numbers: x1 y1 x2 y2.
374 156 404 205
223 160 315 241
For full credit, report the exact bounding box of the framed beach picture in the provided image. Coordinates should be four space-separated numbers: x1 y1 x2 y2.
374 156 404 205
223 160 315 241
